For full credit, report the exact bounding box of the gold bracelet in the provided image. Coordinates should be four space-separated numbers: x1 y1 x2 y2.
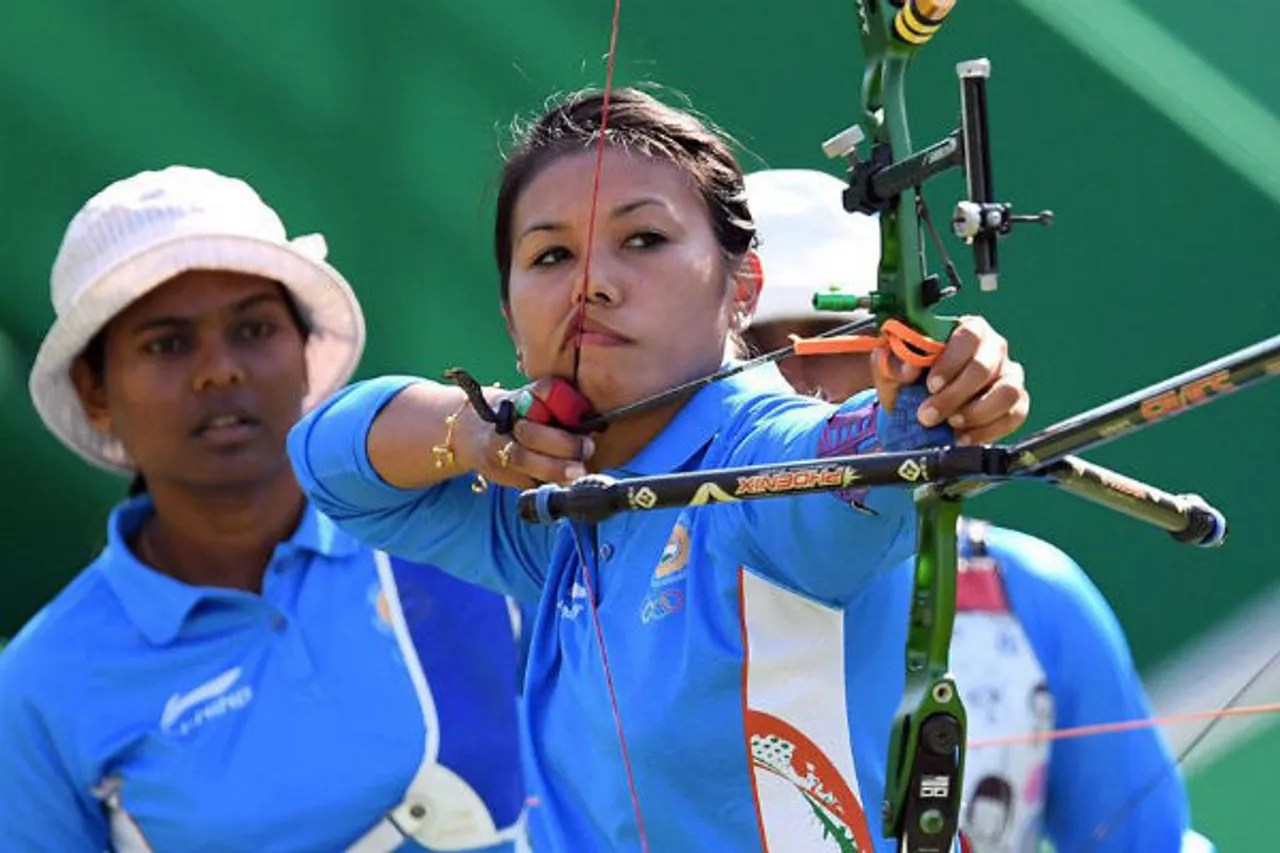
431 397 472 469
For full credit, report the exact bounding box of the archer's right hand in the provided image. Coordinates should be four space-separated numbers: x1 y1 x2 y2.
458 378 596 489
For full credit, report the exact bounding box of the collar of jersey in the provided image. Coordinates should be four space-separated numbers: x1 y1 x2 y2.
99 494 362 645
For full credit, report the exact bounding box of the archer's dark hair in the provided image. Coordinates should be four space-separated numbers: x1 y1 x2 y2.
493 87 757 300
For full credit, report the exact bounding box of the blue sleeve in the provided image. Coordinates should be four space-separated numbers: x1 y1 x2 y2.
728 387 949 606
993 529 1192 853
287 376 553 602
0 647 108 851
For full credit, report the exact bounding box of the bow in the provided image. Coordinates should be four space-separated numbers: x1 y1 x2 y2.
833 3 977 848
821 2 1051 848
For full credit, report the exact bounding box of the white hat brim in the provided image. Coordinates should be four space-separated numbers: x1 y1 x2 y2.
28 233 366 473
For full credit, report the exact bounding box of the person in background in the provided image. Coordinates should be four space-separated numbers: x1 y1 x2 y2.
741 166 1217 853
0 166 528 852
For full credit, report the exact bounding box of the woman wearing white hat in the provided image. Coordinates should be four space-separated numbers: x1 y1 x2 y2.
0 166 528 852
741 167 1215 853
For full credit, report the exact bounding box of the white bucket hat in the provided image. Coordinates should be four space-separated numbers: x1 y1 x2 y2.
743 168 880 328
29 165 367 473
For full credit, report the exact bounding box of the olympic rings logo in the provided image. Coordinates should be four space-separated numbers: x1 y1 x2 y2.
640 588 685 624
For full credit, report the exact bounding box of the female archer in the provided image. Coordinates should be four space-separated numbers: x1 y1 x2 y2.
288 87 1029 851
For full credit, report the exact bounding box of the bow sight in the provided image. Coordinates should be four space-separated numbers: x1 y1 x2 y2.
822 57 1053 316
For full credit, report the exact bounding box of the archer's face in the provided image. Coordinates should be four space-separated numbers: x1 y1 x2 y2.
72 271 309 491
503 147 750 412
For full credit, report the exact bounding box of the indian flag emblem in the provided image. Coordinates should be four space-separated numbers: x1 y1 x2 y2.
654 522 690 583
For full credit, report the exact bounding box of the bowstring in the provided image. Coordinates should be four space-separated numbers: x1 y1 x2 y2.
1074 644 1280 852
569 0 621 392
567 1 651 849
958 646 1280 849
968 702 1280 751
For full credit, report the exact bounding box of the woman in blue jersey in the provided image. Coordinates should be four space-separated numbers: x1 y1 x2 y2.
0 166 526 852
740 167 1217 853
287 87 1030 851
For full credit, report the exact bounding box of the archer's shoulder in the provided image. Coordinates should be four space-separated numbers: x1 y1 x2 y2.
975 522 1111 617
718 361 811 410
0 557 119 706
710 362 832 435
718 361 881 431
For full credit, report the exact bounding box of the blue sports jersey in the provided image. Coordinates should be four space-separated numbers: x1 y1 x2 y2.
510 525 1214 853
938 520 1211 853
0 496 525 852
288 365 959 852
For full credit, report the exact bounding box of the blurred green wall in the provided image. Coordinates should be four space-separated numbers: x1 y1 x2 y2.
2 0 1276 842
5 0 1275 659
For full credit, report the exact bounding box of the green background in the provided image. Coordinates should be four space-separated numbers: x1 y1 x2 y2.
1 1 1274 846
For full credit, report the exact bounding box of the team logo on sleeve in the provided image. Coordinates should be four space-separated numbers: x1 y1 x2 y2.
818 402 879 509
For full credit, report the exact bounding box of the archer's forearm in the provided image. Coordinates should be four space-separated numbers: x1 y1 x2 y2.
365 378 498 489
288 375 479 504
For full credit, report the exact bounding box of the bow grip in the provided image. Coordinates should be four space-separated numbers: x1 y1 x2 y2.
878 382 955 452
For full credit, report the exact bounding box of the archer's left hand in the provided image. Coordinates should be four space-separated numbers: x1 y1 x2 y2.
873 315 1029 445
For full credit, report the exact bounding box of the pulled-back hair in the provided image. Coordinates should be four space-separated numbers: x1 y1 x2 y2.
493 87 756 300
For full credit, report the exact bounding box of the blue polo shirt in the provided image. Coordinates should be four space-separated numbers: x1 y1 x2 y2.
0 496 524 852
288 366 959 852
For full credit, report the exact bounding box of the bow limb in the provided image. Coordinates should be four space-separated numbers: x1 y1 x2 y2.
829 3 1050 849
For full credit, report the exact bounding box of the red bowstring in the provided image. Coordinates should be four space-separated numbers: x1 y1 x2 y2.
569 0 621 388
571 2 651 849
